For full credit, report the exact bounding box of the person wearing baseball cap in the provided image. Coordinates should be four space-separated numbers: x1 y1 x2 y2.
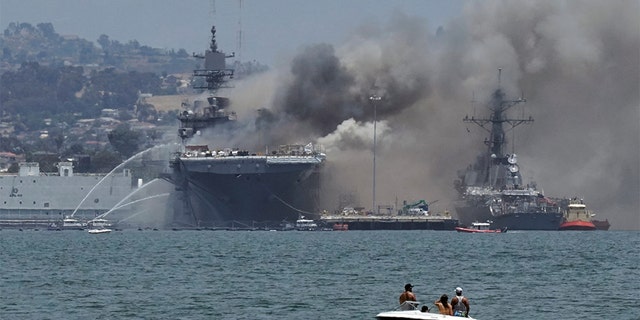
399 283 417 309
451 287 470 317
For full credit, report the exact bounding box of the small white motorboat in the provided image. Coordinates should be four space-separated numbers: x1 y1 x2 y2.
62 216 86 230
87 228 112 234
376 301 476 320
87 218 112 229
295 217 318 231
455 221 507 233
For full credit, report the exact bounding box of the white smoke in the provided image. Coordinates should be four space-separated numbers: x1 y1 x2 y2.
210 0 639 229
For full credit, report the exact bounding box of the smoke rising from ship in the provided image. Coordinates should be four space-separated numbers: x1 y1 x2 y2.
200 1 638 229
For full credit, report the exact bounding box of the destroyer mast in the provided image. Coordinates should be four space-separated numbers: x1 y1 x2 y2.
460 69 533 190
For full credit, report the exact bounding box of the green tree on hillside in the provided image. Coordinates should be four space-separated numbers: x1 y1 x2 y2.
107 123 142 159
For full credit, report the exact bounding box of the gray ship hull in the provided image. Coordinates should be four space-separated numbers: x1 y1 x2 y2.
491 211 563 230
169 155 323 227
0 171 135 222
454 204 493 227
455 205 563 230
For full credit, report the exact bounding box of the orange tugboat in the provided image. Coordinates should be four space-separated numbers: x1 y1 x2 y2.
559 198 596 231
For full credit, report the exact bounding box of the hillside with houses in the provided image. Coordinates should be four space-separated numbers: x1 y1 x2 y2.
0 22 266 174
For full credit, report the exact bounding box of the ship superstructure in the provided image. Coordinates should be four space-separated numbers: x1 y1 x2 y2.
454 72 563 230
166 26 326 228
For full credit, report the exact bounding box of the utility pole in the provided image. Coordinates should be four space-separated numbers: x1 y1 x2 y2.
369 94 381 215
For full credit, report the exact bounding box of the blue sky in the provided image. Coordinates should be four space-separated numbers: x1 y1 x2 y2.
0 0 463 65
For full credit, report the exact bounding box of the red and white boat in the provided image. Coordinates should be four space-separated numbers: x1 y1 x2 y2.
559 198 596 231
333 223 349 231
455 221 507 233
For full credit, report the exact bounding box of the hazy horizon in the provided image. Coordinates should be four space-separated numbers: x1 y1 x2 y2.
0 0 463 66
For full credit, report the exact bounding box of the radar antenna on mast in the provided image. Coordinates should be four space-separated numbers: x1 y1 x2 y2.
192 25 235 91
463 69 534 158
210 25 218 52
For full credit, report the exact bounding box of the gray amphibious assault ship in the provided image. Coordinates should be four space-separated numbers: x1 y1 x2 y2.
166 26 326 229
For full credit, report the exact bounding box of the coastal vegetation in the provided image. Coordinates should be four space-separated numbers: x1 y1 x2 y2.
0 22 265 174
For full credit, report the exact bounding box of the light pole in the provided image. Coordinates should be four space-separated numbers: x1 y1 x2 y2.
369 95 381 215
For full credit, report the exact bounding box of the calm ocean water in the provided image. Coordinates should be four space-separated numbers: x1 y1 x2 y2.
0 229 638 320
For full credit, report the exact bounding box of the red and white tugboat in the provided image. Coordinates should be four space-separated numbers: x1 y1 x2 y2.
559 198 596 231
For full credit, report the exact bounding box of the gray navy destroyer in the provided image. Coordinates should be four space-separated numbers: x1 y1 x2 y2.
454 71 563 230
166 26 326 228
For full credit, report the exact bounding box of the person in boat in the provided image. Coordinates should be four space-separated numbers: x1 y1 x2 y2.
398 283 417 309
434 294 453 315
421 305 430 312
451 287 470 317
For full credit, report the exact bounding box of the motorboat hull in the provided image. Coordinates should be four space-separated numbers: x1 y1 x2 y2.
455 227 506 233
87 228 112 234
376 310 476 320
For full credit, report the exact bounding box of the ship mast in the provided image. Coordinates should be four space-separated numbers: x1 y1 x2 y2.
462 69 534 187
178 26 237 142
463 69 532 158
192 25 235 91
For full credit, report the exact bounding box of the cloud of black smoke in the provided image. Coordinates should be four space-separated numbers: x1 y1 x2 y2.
213 1 638 229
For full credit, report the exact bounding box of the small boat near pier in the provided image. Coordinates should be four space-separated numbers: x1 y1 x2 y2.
295 217 319 231
332 223 349 231
61 216 86 230
455 221 507 233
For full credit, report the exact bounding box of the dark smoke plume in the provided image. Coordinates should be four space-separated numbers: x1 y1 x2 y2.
206 1 639 229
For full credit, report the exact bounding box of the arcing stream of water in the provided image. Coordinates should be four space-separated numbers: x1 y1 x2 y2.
70 144 178 224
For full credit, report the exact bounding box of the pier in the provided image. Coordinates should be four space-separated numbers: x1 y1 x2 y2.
320 215 458 230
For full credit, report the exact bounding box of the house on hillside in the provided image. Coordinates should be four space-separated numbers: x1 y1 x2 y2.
0 152 23 172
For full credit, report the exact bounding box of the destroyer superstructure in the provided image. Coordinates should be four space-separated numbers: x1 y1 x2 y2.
454 71 563 230
166 26 326 228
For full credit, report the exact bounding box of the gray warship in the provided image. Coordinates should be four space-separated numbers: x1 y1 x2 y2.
454 71 563 230
0 162 135 228
165 26 326 229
